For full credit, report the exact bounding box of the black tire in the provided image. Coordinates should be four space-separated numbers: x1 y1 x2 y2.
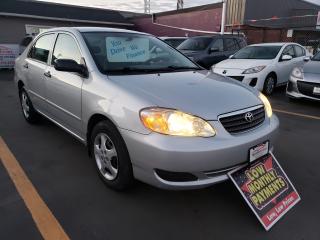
288 96 298 103
90 120 134 191
19 88 40 124
263 74 276 96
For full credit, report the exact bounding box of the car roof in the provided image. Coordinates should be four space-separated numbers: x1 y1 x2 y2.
188 34 245 39
42 27 150 35
250 42 298 47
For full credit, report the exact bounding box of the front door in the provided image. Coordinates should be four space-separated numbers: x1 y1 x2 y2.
44 33 84 136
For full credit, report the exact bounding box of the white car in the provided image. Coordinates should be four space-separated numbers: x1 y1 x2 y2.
212 43 309 95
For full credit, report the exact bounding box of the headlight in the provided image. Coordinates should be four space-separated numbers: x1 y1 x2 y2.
291 67 303 79
242 66 266 74
259 93 272 118
140 108 216 137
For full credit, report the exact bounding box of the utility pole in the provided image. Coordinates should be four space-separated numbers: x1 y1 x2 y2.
221 0 227 35
177 0 184 10
144 0 151 14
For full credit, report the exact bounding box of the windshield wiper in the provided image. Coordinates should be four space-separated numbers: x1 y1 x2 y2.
106 67 159 74
165 65 203 71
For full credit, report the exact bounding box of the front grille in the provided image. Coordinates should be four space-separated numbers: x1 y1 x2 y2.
228 76 244 81
297 81 320 99
219 106 265 134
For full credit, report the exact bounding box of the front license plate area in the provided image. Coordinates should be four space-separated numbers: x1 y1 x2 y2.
249 141 269 162
313 87 320 95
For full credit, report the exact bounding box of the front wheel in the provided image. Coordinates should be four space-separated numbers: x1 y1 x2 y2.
90 120 134 191
263 75 276 95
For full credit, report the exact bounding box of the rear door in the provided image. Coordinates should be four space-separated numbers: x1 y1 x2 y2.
277 45 298 84
25 33 56 112
44 33 84 136
294 45 307 67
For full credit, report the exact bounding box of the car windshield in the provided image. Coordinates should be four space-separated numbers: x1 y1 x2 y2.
232 46 282 59
177 37 213 51
82 32 201 75
312 52 320 61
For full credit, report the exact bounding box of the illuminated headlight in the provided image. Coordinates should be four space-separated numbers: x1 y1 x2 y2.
242 66 266 74
259 93 273 118
291 67 303 80
140 108 216 137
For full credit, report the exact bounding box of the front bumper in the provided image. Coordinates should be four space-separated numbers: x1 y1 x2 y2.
213 68 268 91
120 115 279 190
287 78 320 101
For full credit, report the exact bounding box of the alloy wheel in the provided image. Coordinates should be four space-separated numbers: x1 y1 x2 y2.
94 133 119 181
21 92 30 119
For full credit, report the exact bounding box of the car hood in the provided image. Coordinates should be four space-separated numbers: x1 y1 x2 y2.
215 59 273 70
303 61 320 74
108 71 261 120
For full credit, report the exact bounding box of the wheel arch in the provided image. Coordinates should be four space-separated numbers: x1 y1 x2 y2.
86 113 120 155
267 71 278 85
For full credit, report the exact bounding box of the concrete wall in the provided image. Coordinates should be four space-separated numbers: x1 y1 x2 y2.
0 16 131 44
133 6 222 37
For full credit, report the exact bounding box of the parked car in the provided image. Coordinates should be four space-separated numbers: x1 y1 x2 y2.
160 37 188 48
212 43 309 95
177 34 247 69
15 27 278 190
287 52 320 101
19 34 35 55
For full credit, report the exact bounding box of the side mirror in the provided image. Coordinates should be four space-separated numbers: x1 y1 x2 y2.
303 56 311 62
209 47 219 54
54 59 88 77
281 54 293 62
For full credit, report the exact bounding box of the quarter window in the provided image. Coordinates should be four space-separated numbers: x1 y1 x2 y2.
28 34 55 63
52 33 82 65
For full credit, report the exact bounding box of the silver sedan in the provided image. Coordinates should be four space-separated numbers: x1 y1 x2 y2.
287 53 320 101
14 27 279 190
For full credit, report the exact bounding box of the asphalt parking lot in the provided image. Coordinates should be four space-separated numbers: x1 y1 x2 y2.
0 69 319 240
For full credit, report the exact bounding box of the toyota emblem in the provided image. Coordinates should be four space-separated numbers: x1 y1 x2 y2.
244 112 254 122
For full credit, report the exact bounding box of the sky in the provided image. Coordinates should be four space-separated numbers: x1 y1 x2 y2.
37 0 320 13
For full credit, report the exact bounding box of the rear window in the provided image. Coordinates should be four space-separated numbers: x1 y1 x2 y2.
177 37 213 51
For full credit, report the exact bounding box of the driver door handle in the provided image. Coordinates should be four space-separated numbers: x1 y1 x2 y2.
44 71 51 78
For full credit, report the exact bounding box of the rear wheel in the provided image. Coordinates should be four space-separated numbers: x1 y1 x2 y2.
263 74 276 95
19 88 40 123
90 120 134 191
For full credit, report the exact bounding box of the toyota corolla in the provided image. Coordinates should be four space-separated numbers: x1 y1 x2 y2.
14 27 279 190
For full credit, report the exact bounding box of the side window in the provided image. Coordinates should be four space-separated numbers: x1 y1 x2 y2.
224 38 239 51
211 38 224 51
28 34 55 63
282 45 296 58
52 33 82 65
294 45 305 57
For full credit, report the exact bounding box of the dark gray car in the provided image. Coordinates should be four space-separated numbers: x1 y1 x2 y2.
177 35 247 69
287 52 320 101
